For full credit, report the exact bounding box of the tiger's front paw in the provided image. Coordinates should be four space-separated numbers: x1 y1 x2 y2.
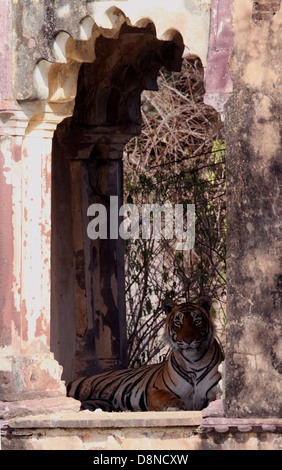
148 389 187 411
165 397 186 411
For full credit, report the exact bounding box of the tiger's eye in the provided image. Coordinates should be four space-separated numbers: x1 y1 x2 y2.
190 310 203 326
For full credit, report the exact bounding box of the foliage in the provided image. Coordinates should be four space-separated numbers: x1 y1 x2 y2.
123 58 226 368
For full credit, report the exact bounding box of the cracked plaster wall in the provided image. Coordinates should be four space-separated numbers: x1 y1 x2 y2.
225 0 282 417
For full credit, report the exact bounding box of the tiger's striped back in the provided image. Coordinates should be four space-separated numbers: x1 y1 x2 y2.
67 363 164 412
67 297 224 412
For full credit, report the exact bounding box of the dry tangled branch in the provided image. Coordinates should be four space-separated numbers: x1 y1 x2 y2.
123 58 226 367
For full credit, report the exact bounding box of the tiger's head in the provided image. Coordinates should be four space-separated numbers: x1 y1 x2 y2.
163 296 215 352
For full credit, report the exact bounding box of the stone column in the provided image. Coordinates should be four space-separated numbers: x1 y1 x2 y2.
80 130 128 376
55 124 140 379
0 106 67 400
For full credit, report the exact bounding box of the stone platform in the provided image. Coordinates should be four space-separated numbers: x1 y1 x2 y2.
1 400 281 450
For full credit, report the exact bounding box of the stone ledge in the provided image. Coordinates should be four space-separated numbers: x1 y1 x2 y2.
2 399 281 435
2 409 203 430
0 396 80 420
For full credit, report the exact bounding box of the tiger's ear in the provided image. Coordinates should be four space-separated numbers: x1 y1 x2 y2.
197 295 212 314
162 299 177 315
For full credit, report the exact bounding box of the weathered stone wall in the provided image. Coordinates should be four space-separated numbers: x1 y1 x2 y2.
225 0 282 417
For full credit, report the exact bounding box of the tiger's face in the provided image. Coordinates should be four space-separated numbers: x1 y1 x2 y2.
163 297 214 351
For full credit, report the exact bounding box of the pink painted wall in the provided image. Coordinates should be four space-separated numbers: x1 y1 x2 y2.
204 0 234 112
0 0 13 108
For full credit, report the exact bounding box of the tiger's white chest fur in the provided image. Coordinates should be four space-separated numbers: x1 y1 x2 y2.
166 341 223 410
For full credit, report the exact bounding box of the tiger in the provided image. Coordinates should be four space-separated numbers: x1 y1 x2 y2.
67 296 224 412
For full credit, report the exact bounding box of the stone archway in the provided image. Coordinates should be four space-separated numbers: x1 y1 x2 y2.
51 21 184 383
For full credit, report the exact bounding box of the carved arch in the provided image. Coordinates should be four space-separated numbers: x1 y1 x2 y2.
48 10 186 381
33 15 184 121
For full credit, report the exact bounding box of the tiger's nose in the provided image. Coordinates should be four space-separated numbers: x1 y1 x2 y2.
183 337 193 344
